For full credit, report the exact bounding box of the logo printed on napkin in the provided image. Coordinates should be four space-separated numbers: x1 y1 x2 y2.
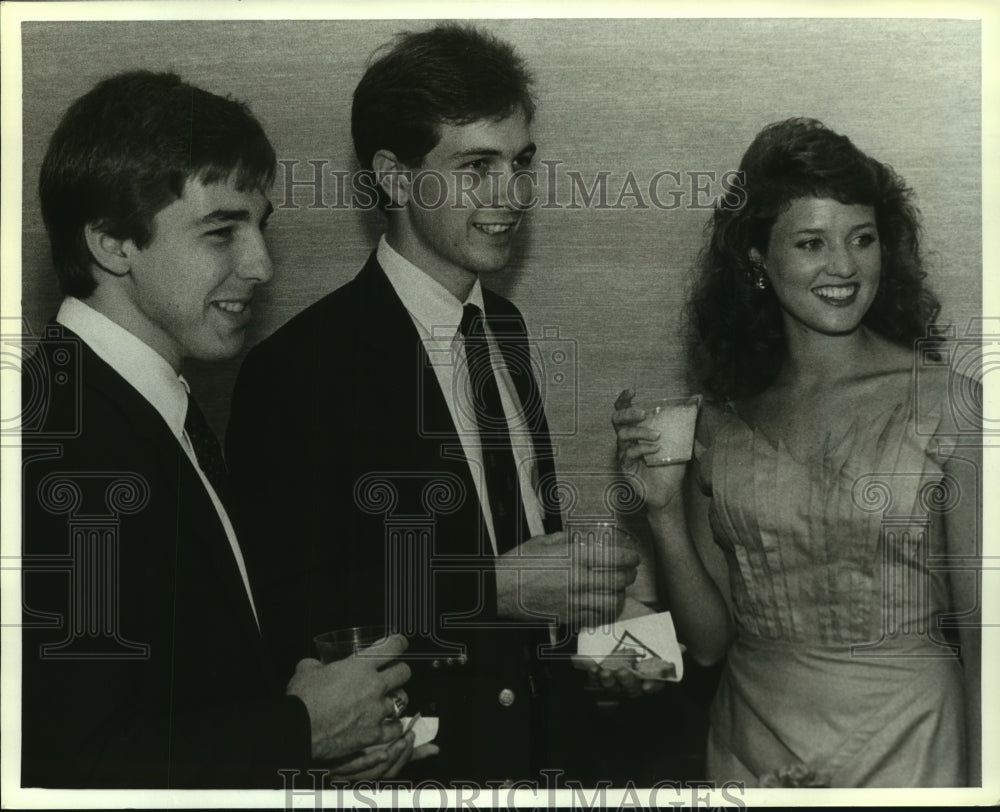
574 611 684 681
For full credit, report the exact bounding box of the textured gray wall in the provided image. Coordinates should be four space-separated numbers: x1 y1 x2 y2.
20 19 982 518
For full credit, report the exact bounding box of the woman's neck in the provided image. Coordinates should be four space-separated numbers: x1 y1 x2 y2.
777 323 878 389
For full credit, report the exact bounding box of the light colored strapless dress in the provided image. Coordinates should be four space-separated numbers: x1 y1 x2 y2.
702 398 966 787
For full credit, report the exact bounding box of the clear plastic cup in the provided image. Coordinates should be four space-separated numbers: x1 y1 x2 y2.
635 395 702 466
569 520 641 628
313 625 391 664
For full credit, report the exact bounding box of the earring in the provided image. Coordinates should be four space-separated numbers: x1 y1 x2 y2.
749 260 768 291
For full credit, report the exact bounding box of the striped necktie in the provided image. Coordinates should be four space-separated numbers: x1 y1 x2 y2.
459 304 530 554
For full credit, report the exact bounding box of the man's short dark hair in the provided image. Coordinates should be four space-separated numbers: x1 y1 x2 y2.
351 23 535 177
39 70 276 298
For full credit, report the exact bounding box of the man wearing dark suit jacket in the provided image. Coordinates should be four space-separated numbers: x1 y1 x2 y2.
20 71 418 789
226 26 645 785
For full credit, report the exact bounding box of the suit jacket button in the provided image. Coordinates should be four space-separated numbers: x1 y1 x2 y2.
498 688 515 707
432 659 442 669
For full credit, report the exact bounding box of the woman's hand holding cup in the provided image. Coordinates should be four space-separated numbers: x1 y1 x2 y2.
612 387 693 512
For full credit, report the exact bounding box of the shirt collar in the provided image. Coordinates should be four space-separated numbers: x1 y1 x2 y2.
377 235 486 342
56 297 190 439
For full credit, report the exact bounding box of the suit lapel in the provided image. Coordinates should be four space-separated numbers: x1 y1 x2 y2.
175 444 265 649
70 329 267 657
351 260 562 537
355 256 462 441
353 258 491 553
484 299 564 534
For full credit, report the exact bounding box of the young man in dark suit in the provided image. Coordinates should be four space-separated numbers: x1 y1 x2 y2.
20 71 418 789
226 25 647 784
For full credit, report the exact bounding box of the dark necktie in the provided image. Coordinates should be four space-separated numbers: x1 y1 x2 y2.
184 393 229 502
459 304 531 555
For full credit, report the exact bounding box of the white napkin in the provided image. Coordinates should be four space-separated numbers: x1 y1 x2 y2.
574 610 684 681
362 714 438 755
401 715 438 749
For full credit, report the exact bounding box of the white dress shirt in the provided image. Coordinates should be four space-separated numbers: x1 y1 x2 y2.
377 236 546 555
56 297 259 627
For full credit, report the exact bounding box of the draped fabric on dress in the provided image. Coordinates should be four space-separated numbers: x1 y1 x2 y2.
701 397 966 787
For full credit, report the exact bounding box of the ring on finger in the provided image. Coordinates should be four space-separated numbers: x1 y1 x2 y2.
386 689 407 719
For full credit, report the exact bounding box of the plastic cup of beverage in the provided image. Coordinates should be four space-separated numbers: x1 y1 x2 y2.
635 395 703 466
570 520 639 568
313 625 391 664
569 521 639 629
570 520 618 549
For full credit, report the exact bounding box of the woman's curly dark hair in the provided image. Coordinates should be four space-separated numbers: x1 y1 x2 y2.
687 118 940 402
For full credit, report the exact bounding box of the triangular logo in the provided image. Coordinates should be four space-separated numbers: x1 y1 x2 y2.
609 630 662 661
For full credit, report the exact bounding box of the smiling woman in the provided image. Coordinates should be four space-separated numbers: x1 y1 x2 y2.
688 118 939 403
749 198 881 337
613 118 982 787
